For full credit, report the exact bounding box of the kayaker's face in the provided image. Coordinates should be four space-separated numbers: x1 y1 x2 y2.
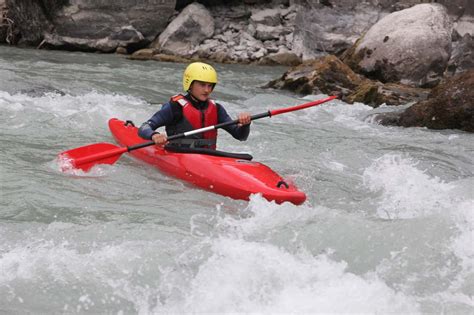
190 80 214 101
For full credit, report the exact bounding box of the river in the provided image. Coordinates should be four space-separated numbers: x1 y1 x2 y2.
1 46 473 313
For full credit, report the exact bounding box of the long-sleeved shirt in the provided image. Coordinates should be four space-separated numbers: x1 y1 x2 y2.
138 94 250 143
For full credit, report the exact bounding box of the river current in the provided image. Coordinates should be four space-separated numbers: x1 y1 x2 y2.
1 46 473 313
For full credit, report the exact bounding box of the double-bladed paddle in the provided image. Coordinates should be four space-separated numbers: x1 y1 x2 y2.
58 95 337 171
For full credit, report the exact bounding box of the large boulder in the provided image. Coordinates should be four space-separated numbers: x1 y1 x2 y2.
152 3 215 57
292 2 383 59
6 0 175 51
378 70 474 132
343 3 452 88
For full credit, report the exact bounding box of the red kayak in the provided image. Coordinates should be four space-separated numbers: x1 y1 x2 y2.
60 97 336 203
109 118 306 205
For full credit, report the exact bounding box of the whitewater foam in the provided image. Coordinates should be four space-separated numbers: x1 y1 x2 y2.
153 237 419 313
363 154 457 219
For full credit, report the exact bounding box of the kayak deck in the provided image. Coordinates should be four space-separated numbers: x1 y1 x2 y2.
109 118 306 205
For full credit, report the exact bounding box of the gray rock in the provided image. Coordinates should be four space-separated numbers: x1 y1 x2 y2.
436 0 474 16
6 0 174 50
264 41 280 53
255 24 290 41
152 3 215 57
292 3 383 59
43 25 145 52
247 23 257 37
446 34 474 76
201 38 222 50
252 47 268 60
250 8 282 27
344 3 452 88
239 31 264 49
54 0 174 40
453 15 474 37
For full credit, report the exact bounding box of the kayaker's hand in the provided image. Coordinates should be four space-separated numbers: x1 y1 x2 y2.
238 112 251 126
152 133 168 146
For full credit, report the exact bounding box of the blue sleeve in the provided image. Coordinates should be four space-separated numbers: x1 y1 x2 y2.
217 104 250 141
138 102 175 140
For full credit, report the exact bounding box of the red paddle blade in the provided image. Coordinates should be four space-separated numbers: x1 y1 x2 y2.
58 142 127 172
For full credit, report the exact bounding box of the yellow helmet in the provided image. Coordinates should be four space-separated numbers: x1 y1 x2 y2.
182 62 218 91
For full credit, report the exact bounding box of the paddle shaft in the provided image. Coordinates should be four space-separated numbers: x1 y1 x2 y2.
61 96 337 170
126 96 337 152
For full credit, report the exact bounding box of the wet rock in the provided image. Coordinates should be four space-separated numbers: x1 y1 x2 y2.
346 81 429 106
19 86 66 97
151 54 192 63
115 46 127 55
127 48 158 61
152 3 215 57
265 54 429 106
342 4 452 88
257 51 301 66
127 49 193 63
379 70 474 132
265 54 364 95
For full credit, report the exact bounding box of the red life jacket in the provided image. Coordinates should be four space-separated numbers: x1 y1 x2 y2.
167 94 218 149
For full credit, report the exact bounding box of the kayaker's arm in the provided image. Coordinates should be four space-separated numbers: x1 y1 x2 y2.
216 104 250 141
138 102 179 140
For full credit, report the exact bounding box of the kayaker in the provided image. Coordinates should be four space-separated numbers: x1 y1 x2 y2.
138 62 251 149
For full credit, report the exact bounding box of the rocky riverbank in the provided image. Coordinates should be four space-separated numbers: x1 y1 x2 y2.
377 70 474 132
1 0 473 132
